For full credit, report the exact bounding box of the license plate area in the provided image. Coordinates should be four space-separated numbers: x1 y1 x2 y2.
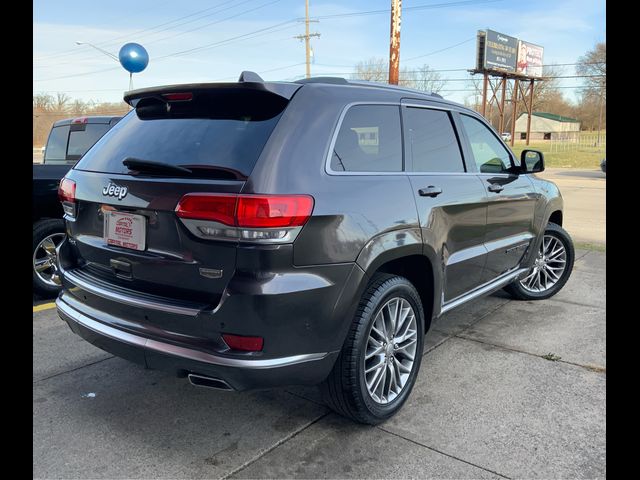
104 211 147 251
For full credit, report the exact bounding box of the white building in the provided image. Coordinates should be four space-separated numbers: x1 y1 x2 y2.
515 112 581 141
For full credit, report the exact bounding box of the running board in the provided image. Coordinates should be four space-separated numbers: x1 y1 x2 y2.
440 268 528 315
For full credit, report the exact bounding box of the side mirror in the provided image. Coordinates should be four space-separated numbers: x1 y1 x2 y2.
521 149 544 173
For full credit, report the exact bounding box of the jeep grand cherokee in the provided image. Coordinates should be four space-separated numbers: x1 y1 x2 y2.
55 72 574 424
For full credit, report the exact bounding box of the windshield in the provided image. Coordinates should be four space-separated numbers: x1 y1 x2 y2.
74 105 284 178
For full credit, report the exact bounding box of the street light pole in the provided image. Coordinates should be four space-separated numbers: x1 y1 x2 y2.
75 41 119 62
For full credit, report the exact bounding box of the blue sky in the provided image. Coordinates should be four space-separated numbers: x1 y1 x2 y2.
33 0 606 104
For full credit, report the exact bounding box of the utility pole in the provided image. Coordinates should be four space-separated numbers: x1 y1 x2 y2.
596 79 605 146
388 0 402 85
294 0 320 78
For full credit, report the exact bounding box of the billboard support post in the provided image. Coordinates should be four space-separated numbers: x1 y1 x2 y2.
510 78 519 147
481 73 488 116
526 79 534 146
498 76 507 134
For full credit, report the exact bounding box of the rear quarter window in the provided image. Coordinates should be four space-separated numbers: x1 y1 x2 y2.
330 105 402 172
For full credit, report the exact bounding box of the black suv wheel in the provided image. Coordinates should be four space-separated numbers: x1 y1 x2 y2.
321 273 425 424
504 223 574 300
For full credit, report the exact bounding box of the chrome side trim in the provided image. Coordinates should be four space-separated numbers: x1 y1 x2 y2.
440 267 528 315
484 233 534 255
63 269 202 317
56 298 329 370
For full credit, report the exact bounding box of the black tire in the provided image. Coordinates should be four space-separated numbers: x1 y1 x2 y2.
33 219 66 297
504 222 574 300
321 273 425 424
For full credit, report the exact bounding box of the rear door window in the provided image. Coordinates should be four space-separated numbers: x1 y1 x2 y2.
43 125 70 164
331 105 402 172
403 107 465 172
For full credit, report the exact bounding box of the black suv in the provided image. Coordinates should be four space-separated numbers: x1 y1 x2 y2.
55 73 574 424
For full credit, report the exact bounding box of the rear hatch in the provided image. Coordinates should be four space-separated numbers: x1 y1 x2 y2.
62 82 300 308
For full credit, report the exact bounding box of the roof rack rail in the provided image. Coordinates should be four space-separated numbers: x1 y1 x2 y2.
295 77 349 85
238 71 264 83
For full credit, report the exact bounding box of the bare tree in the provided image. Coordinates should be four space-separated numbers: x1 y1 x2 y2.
411 65 445 93
577 43 606 98
352 57 388 83
54 92 71 113
33 93 129 147
576 43 606 136
33 93 54 111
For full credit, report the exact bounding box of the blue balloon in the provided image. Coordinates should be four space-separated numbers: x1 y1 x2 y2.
118 43 149 73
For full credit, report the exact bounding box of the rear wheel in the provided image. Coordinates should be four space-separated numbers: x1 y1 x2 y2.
33 219 65 297
504 222 574 300
321 274 424 424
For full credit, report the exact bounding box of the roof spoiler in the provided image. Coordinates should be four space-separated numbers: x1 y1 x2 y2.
124 71 300 107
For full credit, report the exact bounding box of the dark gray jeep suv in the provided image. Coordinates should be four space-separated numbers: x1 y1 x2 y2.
55 72 574 424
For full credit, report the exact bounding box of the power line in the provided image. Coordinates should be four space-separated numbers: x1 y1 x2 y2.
312 0 503 20
34 21 300 83
34 0 243 61
35 0 273 69
126 0 283 49
403 38 475 62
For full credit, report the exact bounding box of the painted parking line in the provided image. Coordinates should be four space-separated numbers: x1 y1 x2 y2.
33 302 56 313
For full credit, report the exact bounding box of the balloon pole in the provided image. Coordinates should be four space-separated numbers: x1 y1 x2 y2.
129 72 133 91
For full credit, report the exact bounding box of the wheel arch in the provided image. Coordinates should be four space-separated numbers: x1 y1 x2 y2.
355 231 439 332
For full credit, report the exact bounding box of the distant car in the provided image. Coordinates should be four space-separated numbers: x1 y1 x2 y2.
40 146 45 155
33 116 121 296
501 132 512 142
600 158 606 173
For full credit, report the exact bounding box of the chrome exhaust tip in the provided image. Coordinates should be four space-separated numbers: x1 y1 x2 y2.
187 373 234 391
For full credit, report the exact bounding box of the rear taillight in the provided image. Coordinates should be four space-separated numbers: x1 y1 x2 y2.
175 194 236 224
58 178 77 217
175 193 314 243
72 116 88 124
236 195 314 228
222 333 264 352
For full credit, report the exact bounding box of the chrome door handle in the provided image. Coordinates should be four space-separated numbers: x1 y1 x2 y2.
418 186 443 197
487 184 504 193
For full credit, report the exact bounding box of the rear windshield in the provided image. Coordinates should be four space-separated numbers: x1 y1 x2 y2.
67 124 111 159
74 94 286 179
44 123 112 164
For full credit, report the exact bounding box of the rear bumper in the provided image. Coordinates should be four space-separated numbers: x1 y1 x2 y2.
57 293 339 390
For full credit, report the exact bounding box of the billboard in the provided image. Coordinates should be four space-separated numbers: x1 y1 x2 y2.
516 40 544 77
484 29 518 72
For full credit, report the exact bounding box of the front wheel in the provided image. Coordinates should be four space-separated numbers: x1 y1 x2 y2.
321 274 425 424
504 222 574 300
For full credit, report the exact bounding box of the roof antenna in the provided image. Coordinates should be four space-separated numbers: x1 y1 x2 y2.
238 71 264 83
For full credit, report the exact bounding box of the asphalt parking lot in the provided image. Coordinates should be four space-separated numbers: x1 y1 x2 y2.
33 248 605 479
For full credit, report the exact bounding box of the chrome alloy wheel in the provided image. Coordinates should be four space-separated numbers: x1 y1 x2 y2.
519 234 567 293
33 233 65 287
364 297 418 405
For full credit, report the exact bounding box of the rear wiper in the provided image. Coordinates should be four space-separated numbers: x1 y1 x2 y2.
123 157 193 176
